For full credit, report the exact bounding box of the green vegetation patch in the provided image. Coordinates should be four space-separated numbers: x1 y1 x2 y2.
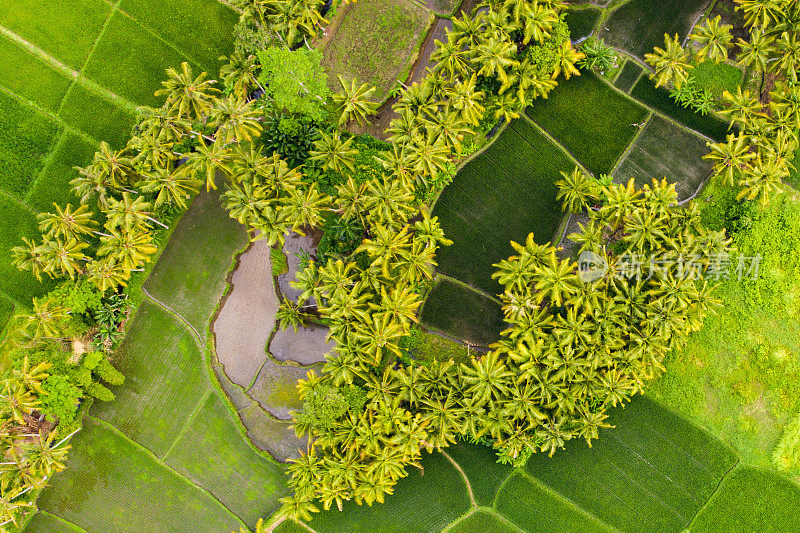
525 72 648 175
273 520 311 533
448 509 519 533
565 7 600 40
690 59 744 102
631 75 729 141
164 392 289 529
0 36 72 113
0 90 62 197
26 130 97 212
305 451 471 532
0 196 53 302
603 0 709 58
495 472 616 533
89 302 208 457
0 0 111 69
613 115 713 200
613 60 643 93
119 0 238 73
432 118 571 293
321 0 433 102
36 417 243 532
420 280 504 347
144 188 248 334
690 466 800 533
24 512 84 532
82 11 196 107
57 82 137 149
650 191 800 470
446 441 513 506
524 396 738 533
0 293 13 333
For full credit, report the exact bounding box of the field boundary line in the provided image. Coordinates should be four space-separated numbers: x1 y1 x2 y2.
0 188 38 215
609 110 653 176
515 470 624 533
436 274 501 305
519 113 591 175
162 389 213 461
75 0 121 84
482 507 526 533
685 460 742 531
39 510 93 533
490 468 519 508
0 85 101 147
441 449 477 508
142 286 205 348
85 415 249 529
440 507 478 533
24 130 69 204
0 24 141 114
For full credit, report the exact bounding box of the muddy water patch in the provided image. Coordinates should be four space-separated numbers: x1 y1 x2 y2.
269 325 334 365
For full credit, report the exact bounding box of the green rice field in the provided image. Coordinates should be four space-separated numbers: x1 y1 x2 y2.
525 72 648 176
613 115 713 199
0 0 237 334
602 0 710 58
431 117 573 295
564 7 600 41
613 61 643 93
420 279 504 347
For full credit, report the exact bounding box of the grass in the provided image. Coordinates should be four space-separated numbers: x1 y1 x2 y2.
57 81 137 149
82 11 195 107
445 441 513 506
495 472 616 533
119 0 238 73
0 0 112 70
0 35 72 113
612 114 713 199
34 417 244 532
630 75 730 141
420 280 504 347
432 118 572 294
602 0 710 58
525 395 738 532
525 72 648 176
321 0 433 102
690 59 744 103
305 451 471 533
143 187 248 334
24 512 85 532
410 328 472 366
271 246 289 276
690 465 800 533
448 509 519 533
163 392 290 528
0 89 62 197
274 520 312 533
26 131 98 212
613 60 642 93
0 293 13 333
89 302 208 457
565 7 600 40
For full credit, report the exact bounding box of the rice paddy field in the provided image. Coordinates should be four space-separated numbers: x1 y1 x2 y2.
321 0 434 102
420 279 504 347
0 0 237 334
601 0 710 59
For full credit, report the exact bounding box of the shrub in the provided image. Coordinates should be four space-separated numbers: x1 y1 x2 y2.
86 382 115 402
295 383 367 431
41 374 83 425
773 413 800 474
271 247 289 276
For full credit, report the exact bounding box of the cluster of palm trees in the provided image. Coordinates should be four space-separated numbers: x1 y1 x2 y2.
645 1 800 206
234 0 328 49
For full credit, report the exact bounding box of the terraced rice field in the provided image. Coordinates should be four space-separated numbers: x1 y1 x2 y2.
525 73 648 176
420 279 504 347
613 115 714 199
0 0 237 333
601 0 710 59
27 190 291 532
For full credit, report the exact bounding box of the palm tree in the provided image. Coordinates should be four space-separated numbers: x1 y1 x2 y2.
86 257 131 292
39 236 88 279
332 75 379 127
474 36 518 86
231 144 271 185
178 137 234 190
553 40 584 80
11 356 51 395
222 180 269 225
37 203 96 240
282 184 330 235
690 16 733 63
534 251 579 306
11 237 47 281
16 434 70 479
460 352 513 406
219 51 260 100
362 179 416 229
154 62 219 120
140 168 201 210
208 96 263 146
736 0 786 28
97 228 157 270
736 155 787 205
446 74 485 126
373 284 420 327
519 0 558 44
644 33 693 88
24 298 69 339
105 192 166 231
431 38 472 80
130 127 175 171
405 131 450 184
276 298 311 333
703 134 756 186
309 131 359 173
721 87 763 129
775 30 800 83
136 105 191 142
555 167 599 213
736 28 773 78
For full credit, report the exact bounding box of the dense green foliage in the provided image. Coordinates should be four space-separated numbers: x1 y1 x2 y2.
258 47 330 121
